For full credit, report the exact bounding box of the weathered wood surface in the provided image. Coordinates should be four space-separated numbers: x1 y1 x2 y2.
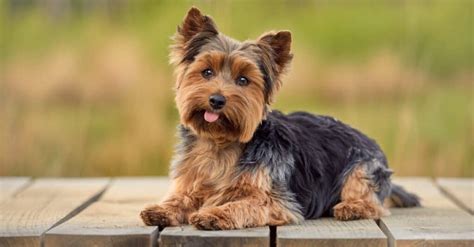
437 178 474 214
100 177 170 203
379 177 474 247
1 177 473 246
45 177 170 247
0 177 30 201
0 178 109 246
159 225 269 247
277 218 387 247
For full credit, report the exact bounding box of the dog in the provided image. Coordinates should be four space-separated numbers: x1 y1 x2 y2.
140 7 420 230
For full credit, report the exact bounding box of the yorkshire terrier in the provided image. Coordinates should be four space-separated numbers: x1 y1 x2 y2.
140 7 419 230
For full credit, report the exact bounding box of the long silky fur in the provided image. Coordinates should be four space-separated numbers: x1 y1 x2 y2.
140 7 419 230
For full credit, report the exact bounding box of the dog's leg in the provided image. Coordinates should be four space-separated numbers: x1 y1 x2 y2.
140 179 201 227
333 161 391 221
189 196 301 230
189 170 302 230
189 198 268 230
140 193 200 227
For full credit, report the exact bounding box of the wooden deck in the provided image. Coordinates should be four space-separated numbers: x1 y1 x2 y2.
0 177 472 247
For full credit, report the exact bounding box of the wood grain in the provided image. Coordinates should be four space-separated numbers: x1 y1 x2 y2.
277 218 386 247
100 177 170 203
379 177 474 247
2 176 473 246
159 225 269 247
437 178 474 214
45 177 170 247
0 177 30 202
0 178 109 246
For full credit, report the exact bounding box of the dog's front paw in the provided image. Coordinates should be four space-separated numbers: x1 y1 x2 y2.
189 208 235 230
140 204 179 227
333 200 378 221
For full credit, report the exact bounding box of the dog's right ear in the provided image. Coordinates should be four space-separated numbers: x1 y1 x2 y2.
178 7 218 43
170 7 218 65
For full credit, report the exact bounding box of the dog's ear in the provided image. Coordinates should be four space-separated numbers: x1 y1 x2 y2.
256 31 293 105
170 7 218 65
258 31 293 74
178 7 218 43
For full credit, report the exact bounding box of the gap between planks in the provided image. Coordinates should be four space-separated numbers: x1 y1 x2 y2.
44 177 170 247
157 217 385 247
0 178 110 247
40 183 110 245
378 177 474 247
2 177 472 247
436 178 474 215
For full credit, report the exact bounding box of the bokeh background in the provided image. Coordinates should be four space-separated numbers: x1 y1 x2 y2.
1 0 472 177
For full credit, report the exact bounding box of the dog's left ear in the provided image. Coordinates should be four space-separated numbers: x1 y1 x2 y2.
258 31 293 74
170 7 218 65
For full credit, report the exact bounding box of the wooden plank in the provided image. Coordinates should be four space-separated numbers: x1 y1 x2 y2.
436 178 474 214
0 178 109 246
45 177 170 247
277 219 386 247
0 177 30 201
379 177 474 247
391 177 459 209
100 177 170 203
159 225 269 247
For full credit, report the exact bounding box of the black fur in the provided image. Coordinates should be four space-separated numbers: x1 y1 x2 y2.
258 63 273 103
182 33 280 105
167 8 421 227
181 30 219 64
390 184 421 207
240 110 419 219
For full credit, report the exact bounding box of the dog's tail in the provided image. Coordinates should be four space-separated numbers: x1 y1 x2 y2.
387 183 421 207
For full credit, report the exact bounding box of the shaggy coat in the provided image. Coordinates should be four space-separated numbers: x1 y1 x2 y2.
140 7 419 230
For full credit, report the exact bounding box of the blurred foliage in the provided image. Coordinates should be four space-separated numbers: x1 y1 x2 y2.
0 0 472 177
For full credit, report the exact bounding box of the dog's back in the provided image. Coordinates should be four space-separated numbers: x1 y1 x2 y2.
241 110 418 219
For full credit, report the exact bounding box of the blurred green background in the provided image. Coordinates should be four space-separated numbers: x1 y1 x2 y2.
0 0 472 177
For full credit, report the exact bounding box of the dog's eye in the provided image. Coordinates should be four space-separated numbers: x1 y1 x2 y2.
236 76 249 86
201 68 214 79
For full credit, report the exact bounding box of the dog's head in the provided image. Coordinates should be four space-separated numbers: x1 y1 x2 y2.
171 7 292 143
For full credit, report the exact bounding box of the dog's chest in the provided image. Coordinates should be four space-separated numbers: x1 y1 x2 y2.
174 139 242 195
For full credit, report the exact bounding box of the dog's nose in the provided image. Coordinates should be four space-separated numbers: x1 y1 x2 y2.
209 94 226 110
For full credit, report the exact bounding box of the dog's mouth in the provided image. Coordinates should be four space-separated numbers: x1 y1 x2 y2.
188 109 238 133
204 111 220 123
196 109 225 125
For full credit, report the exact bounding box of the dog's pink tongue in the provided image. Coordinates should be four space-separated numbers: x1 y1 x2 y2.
204 111 219 123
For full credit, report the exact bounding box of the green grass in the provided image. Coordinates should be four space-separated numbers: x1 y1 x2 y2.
2 1 472 75
0 0 472 177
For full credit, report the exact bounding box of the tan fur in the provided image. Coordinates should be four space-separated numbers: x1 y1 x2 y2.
257 31 292 74
141 138 301 229
333 165 389 220
256 30 293 104
175 51 265 143
169 7 218 68
140 7 300 230
187 167 301 229
383 197 396 208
